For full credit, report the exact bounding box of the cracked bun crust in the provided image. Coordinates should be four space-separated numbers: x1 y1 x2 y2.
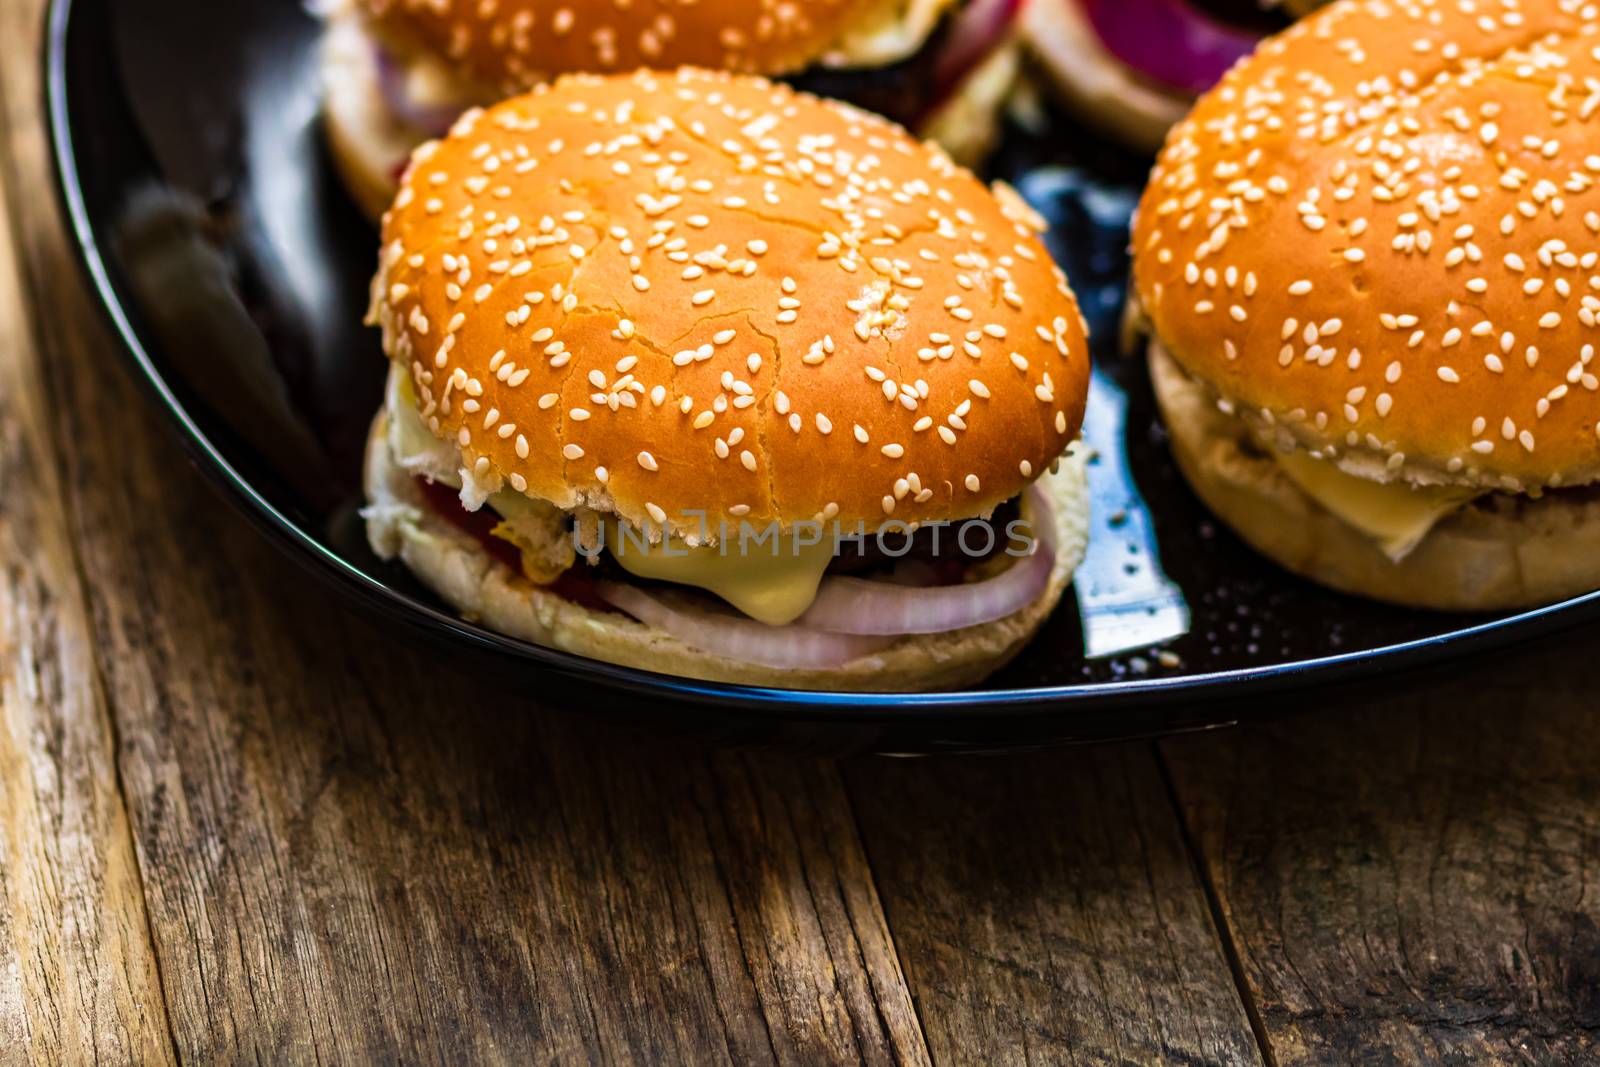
358 0 916 92
1152 343 1600 610
365 410 1092 690
368 68 1090 541
1133 0 1600 495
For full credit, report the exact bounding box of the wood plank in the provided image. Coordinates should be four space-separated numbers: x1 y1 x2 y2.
1163 634 1600 1065
0 23 929 1062
846 744 1265 1066
0 4 176 1059
6 231 930 1062
12 256 931 1064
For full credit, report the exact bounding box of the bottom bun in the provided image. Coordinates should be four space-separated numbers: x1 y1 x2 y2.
321 9 420 224
363 412 1091 691
1151 343 1600 611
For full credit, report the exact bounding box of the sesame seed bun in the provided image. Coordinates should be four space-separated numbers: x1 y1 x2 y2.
364 410 1091 690
368 68 1089 541
1133 0 1600 496
1151 343 1600 610
323 1 1004 224
357 0 927 94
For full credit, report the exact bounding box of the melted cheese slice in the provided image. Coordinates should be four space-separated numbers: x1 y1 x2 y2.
388 364 846 619
1272 449 1479 561
605 522 837 627
386 365 573 579
386 366 459 482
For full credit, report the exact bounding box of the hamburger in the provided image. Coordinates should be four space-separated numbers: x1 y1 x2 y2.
361 68 1093 690
1132 0 1600 611
323 0 1028 221
1020 0 1315 152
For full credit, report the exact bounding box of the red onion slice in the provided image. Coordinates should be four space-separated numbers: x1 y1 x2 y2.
800 485 1057 636
933 0 1026 93
596 582 895 670
373 45 463 137
1079 0 1261 96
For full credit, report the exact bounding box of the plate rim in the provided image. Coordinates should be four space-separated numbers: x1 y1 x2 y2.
42 0 1600 720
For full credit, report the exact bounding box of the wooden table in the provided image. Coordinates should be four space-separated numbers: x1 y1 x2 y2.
5 2 1600 1063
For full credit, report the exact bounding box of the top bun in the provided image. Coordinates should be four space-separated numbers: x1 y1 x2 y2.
369 68 1088 539
1133 0 1600 494
358 0 910 91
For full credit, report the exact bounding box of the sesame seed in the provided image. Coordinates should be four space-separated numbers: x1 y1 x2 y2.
380 70 1092 534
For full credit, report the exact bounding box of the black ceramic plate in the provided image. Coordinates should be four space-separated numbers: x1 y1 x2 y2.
48 0 1600 753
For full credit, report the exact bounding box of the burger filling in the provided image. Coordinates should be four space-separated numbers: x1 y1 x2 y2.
791 0 1023 132
822 0 966 66
1268 447 1481 561
1064 0 1282 98
598 519 837 626
383 368 1054 649
1151 341 1481 561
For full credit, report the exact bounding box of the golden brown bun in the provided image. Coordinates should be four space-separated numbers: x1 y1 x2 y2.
1152 343 1600 611
359 0 906 92
364 410 1091 691
1132 0 1600 495
369 69 1090 541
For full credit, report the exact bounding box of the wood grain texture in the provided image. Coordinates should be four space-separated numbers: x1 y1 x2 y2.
0 17 176 1065
0 9 929 1059
15 0 1600 1059
6 234 927 1061
847 745 1265 1066
1163 634 1600 1066
10 276 930 1061
0 259 177 1061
